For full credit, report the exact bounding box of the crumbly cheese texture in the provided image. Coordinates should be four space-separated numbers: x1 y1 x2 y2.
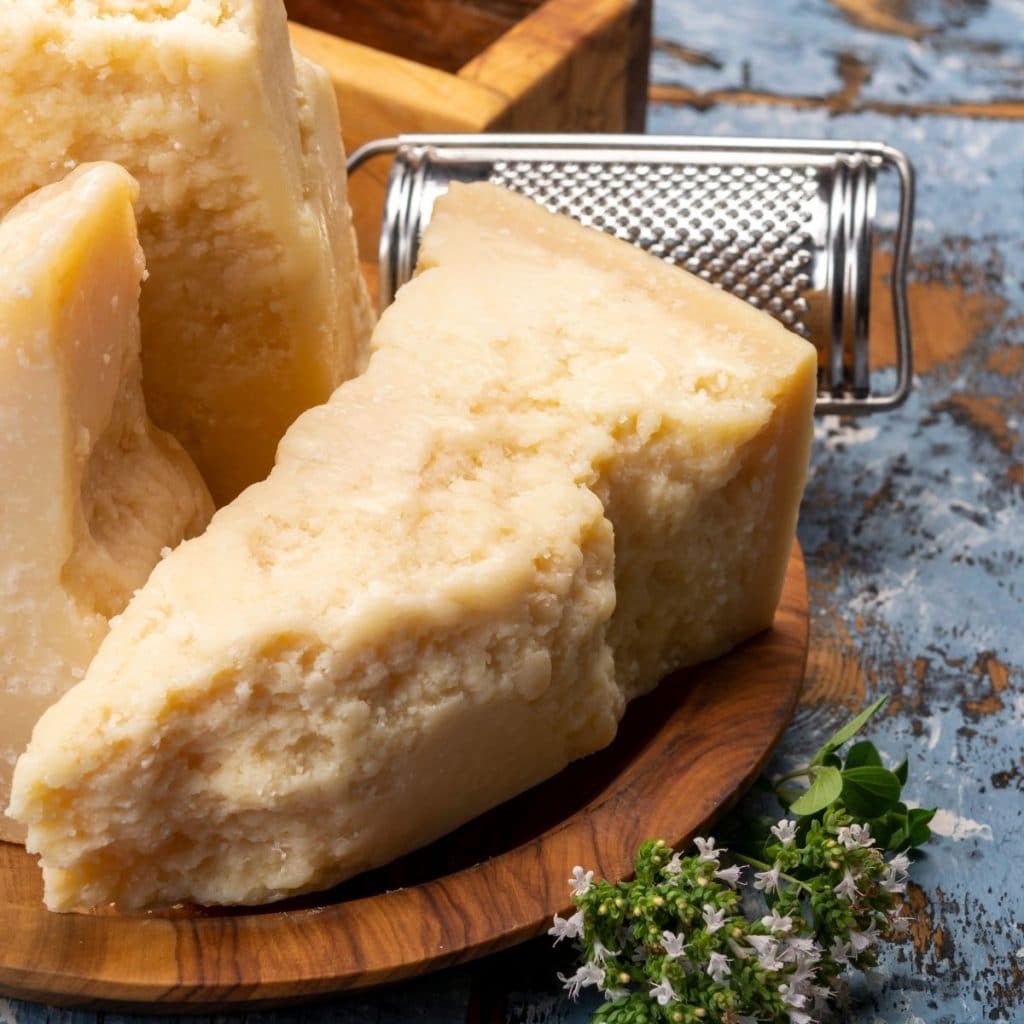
10 184 816 909
0 163 213 844
0 0 373 503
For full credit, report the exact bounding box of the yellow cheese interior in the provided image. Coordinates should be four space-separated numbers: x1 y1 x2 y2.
0 163 213 843
10 184 816 908
0 0 373 503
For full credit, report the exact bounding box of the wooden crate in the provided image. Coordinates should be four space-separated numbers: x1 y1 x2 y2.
286 0 652 254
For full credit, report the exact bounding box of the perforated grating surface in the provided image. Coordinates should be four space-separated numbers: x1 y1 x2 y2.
489 160 821 338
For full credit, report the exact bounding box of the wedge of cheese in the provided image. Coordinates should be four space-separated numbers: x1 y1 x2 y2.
0 0 373 503
10 184 816 910
0 163 214 844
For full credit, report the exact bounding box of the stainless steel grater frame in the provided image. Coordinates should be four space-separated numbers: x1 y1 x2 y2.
348 133 915 414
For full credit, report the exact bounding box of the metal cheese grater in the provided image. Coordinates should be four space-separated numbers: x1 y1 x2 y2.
348 134 914 414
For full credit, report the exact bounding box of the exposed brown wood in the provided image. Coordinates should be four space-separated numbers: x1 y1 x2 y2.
828 0 932 41
652 37 724 70
869 250 1008 373
289 23 507 252
648 82 1024 120
624 0 653 131
284 0 543 74
459 0 649 132
289 1 652 254
0 547 808 1011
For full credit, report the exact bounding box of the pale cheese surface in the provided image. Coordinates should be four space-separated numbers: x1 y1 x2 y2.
0 0 373 503
10 184 816 907
0 163 213 843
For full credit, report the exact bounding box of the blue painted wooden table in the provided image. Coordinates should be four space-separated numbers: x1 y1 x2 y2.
6 1 1022 1022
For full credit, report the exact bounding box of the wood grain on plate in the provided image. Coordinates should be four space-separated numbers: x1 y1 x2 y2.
0 544 807 1012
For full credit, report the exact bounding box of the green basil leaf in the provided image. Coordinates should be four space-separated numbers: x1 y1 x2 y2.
844 741 883 769
841 766 902 818
908 822 933 848
894 758 909 786
789 765 844 816
868 815 896 847
888 825 910 850
869 808 911 851
811 695 889 765
908 806 936 828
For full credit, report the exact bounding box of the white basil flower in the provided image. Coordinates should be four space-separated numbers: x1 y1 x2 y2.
836 823 874 850
761 910 794 934
888 913 912 936
706 951 732 983
833 868 860 901
770 818 799 847
881 865 908 895
753 864 782 893
789 955 819 986
568 865 594 897
664 851 684 876
694 836 723 863
702 903 727 934
660 929 688 960
548 909 585 945
779 982 808 1009
747 934 784 972
648 977 678 1006
557 962 604 1000
811 982 833 1005
784 936 820 961
828 936 852 965
889 851 911 874
849 922 880 953
714 863 744 887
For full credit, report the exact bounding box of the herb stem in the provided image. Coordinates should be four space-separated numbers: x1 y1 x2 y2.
773 765 813 785
774 785 802 806
734 854 814 894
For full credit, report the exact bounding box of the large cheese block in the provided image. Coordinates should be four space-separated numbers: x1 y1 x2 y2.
9 184 817 910
0 163 214 844
0 0 374 503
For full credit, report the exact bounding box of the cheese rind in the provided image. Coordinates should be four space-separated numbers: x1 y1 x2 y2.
10 184 816 907
0 163 214 843
0 0 373 503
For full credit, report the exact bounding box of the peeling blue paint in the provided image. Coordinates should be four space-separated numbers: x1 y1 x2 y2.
652 0 1024 106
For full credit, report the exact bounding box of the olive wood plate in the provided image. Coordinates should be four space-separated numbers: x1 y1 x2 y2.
0 543 807 1012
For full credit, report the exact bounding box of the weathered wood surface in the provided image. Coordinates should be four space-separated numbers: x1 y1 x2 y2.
288 0 651 252
285 0 543 74
6 0 1023 1022
649 3 1024 1022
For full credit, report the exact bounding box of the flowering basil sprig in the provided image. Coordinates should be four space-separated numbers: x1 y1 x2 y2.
773 696 934 852
549 697 933 1023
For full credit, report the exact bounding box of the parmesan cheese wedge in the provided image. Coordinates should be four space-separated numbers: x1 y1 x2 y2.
0 0 374 503
0 163 213 844
10 184 816 909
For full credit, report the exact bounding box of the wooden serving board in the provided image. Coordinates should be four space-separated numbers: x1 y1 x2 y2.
0 544 807 1012
286 0 653 254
